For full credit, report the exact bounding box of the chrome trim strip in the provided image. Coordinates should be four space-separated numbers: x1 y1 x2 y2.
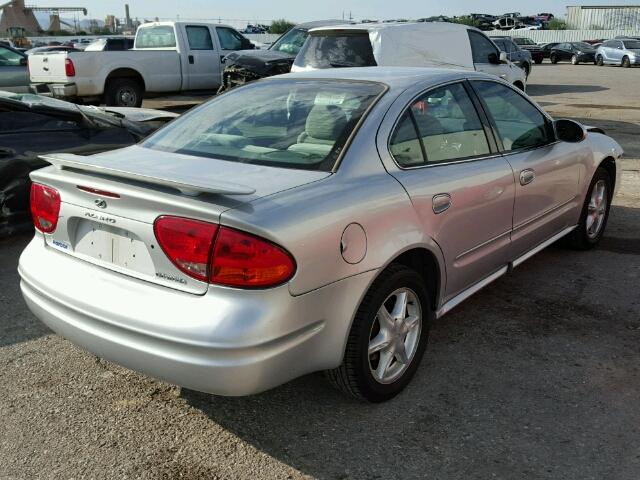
454 229 511 261
436 266 508 318
511 225 576 268
512 197 575 233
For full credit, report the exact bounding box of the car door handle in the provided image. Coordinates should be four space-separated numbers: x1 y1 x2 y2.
188 55 194 64
432 194 452 214
520 169 536 186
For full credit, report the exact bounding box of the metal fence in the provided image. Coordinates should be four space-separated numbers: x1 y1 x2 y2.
500 29 640 43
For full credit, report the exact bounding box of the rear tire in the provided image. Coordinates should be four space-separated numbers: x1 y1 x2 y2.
622 56 631 68
564 167 612 250
325 264 432 403
534 58 543 65
596 55 604 66
550 54 558 64
104 78 143 107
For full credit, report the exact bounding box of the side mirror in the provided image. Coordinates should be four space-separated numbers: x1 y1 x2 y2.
499 51 508 63
20 57 27 66
555 119 586 143
242 38 255 50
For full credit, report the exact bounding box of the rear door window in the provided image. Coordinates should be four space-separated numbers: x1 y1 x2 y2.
468 31 498 64
390 82 491 166
294 32 377 69
136 25 177 48
186 26 214 50
0 46 24 66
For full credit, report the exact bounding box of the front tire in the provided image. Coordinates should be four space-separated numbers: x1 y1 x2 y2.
564 167 612 250
622 56 631 68
571 55 579 65
326 264 432 402
550 54 558 64
104 78 143 107
596 55 604 66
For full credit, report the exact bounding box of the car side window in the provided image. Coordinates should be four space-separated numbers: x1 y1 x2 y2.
390 83 491 167
186 26 214 50
0 46 24 67
216 27 244 50
468 31 498 64
472 81 553 152
0 112 79 132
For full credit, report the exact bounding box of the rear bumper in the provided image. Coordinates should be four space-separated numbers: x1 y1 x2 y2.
30 82 78 99
19 236 376 396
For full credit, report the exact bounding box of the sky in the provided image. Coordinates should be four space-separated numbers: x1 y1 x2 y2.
73 0 640 23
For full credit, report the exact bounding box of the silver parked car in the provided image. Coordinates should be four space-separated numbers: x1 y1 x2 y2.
0 45 29 92
596 38 640 67
19 68 622 402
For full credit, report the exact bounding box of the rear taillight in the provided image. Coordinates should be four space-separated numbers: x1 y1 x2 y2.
65 58 75 77
154 216 218 283
153 216 295 288
30 183 61 233
210 227 296 288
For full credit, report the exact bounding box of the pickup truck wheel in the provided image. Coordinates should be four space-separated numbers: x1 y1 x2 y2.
564 167 612 250
105 78 143 107
325 264 432 402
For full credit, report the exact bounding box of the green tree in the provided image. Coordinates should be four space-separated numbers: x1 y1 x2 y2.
451 16 480 27
548 19 567 30
269 19 295 34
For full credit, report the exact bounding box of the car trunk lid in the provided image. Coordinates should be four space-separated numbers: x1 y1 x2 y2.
31 146 330 294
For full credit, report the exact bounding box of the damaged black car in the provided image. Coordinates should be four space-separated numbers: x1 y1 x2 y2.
0 92 178 237
220 20 343 91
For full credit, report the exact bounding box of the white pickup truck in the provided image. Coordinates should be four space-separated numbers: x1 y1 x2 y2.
29 21 254 107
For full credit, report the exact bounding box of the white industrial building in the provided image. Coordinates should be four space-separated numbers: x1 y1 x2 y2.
566 5 640 30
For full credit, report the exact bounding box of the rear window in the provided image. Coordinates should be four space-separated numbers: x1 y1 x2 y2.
135 26 176 48
142 80 385 171
294 31 377 69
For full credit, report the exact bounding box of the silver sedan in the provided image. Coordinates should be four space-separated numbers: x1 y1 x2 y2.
19 67 622 402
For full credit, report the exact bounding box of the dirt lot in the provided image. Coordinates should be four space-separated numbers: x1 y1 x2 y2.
1 64 639 480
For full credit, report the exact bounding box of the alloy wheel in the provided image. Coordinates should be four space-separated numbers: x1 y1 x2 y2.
368 288 422 384
586 180 608 240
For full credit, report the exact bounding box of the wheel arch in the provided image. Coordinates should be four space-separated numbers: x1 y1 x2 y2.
598 156 617 194
103 68 146 92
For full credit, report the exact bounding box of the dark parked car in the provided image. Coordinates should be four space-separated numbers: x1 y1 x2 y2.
550 42 597 64
540 42 560 59
220 20 343 91
0 92 178 236
490 36 533 76
511 37 544 64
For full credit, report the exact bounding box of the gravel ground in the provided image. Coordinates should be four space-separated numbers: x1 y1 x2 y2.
1 65 640 480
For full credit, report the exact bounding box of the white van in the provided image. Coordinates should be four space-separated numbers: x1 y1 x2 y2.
291 22 527 90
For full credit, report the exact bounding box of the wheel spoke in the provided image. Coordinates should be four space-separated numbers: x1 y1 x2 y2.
377 305 394 330
395 343 409 365
391 291 408 320
368 332 390 355
403 313 420 332
375 350 394 381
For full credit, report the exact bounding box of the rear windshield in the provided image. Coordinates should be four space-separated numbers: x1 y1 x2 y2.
294 32 377 69
142 79 385 171
514 38 536 45
135 25 176 48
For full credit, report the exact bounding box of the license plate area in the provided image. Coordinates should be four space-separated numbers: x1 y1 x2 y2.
74 219 155 273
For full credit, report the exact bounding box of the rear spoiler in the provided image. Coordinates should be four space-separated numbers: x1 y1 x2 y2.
39 153 256 197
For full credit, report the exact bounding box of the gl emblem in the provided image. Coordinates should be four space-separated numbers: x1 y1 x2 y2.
94 199 107 209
